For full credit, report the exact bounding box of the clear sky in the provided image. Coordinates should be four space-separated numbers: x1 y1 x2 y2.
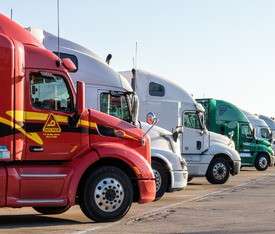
2 0 275 117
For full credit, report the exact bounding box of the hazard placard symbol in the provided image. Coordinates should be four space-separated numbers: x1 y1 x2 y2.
43 114 61 133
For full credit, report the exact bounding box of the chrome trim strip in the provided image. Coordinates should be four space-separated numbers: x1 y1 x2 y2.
20 174 67 178
239 153 251 157
17 199 64 204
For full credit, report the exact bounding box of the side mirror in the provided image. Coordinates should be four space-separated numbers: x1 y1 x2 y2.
131 94 139 125
252 129 256 138
69 81 85 128
172 126 184 142
228 131 234 140
76 81 85 116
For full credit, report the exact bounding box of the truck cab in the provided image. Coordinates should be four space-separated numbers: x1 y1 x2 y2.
242 110 273 148
0 13 156 222
259 114 275 152
197 98 274 171
28 27 188 200
120 69 241 184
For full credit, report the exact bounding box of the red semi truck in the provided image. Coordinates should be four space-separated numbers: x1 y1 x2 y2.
0 13 155 222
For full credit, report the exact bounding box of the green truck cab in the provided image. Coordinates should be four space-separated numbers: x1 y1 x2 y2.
196 98 274 171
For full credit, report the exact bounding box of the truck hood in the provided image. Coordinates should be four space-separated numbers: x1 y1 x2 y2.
90 109 144 139
209 131 234 148
256 137 271 147
139 122 181 155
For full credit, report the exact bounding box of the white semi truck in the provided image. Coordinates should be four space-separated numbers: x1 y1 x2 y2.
242 110 274 150
258 114 275 152
120 69 241 184
28 27 188 200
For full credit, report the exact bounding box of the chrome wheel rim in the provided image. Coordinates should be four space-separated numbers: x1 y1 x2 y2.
259 157 268 169
213 162 227 180
94 178 124 212
153 169 162 192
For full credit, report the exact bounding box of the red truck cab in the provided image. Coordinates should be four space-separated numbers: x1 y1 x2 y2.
0 13 155 222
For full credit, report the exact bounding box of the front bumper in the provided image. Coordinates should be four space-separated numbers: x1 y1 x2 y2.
169 169 188 192
232 160 241 176
270 155 275 166
137 179 156 204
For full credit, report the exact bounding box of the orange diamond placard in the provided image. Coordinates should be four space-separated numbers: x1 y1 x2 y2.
43 114 61 133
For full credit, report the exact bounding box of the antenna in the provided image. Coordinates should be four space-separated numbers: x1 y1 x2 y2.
55 0 62 67
10 9 13 19
135 42 138 70
57 0 60 59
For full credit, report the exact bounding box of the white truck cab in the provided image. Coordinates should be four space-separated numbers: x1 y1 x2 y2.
259 115 275 152
28 27 188 200
242 111 275 152
120 69 241 184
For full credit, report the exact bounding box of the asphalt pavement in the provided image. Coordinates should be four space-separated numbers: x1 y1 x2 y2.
1 167 275 234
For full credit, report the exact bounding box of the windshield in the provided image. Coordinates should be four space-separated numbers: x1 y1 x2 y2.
100 92 131 122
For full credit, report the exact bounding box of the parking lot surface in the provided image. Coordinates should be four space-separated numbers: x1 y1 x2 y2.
1 167 275 233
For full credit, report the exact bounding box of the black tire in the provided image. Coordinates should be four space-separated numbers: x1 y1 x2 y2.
79 166 133 222
152 160 168 201
206 158 230 184
33 206 71 215
187 177 194 182
254 154 269 171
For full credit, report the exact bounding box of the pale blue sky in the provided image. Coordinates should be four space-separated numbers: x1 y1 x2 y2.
2 0 275 117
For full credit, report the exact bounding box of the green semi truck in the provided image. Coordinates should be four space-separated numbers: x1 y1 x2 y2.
196 98 274 171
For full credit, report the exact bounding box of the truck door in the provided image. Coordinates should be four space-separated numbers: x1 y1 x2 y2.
25 71 84 161
239 123 256 154
181 111 206 154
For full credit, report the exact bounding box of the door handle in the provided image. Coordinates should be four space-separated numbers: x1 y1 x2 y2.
196 141 202 150
29 146 44 152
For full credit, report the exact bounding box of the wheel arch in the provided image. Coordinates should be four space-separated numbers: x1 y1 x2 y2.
256 152 271 166
211 153 234 175
151 156 172 192
76 158 140 203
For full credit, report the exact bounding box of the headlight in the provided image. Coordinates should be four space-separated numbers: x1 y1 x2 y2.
228 139 235 149
179 157 188 170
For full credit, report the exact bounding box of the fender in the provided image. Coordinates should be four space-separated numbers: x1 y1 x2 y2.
66 147 100 205
152 153 173 171
91 141 153 179
257 144 273 157
204 141 240 162
66 142 153 205
152 147 186 171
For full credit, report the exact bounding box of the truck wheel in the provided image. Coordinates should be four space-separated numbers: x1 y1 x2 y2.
79 166 133 222
33 206 70 215
188 177 193 182
206 158 230 184
254 154 269 171
152 160 168 201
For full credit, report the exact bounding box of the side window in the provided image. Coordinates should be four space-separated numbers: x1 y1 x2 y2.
184 111 201 129
261 128 270 139
30 73 73 112
217 105 235 120
149 82 165 97
100 93 131 122
241 124 252 138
